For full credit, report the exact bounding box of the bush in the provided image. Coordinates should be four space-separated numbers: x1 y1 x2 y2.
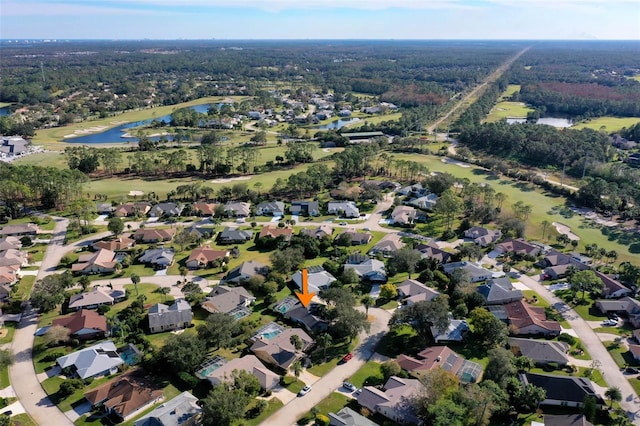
315 414 330 426
42 352 66 363
58 379 85 399
96 305 111 315
557 333 576 346
178 371 200 388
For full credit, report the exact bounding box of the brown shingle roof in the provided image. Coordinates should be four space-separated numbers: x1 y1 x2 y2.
52 309 107 336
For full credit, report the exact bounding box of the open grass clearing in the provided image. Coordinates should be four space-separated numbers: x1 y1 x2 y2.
241 398 284 426
572 116 640 132
485 101 535 122
11 414 38 426
0 322 17 344
0 365 9 389
347 361 382 388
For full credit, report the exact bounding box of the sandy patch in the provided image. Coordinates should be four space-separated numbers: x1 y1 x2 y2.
322 148 331 152
441 157 471 168
210 176 251 184
128 190 145 197
552 222 580 241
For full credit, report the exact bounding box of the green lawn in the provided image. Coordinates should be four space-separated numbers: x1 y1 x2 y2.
10 414 38 426
485 101 535 122
280 375 306 394
307 338 357 377
572 116 640 132
0 322 17 344
297 392 350 425
241 398 285 426
606 342 638 368
0 365 9 389
12 275 36 301
347 361 383 388
529 365 606 387
42 375 113 412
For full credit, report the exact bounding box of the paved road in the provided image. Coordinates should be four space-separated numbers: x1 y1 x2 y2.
427 46 530 134
259 307 392 426
518 273 640 421
9 217 74 426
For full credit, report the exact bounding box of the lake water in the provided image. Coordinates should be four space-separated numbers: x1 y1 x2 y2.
316 117 360 130
506 117 573 128
0 106 10 117
65 103 225 144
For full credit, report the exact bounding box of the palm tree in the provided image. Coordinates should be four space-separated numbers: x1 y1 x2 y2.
159 286 170 302
316 333 333 363
607 250 618 265
361 295 375 316
292 359 303 378
130 273 140 296
605 387 622 407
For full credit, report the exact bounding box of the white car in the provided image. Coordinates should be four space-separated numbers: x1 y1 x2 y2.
602 319 618 326
298 385 312 396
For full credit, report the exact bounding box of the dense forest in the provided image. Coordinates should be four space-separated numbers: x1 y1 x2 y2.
509 41 640 119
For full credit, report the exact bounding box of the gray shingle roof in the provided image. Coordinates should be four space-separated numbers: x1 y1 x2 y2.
56 340 124 379
134 391 200 426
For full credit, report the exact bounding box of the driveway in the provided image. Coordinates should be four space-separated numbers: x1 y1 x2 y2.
518 273 640 421
259 307 391 426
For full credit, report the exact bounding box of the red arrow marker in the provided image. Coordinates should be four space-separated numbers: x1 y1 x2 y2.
295 268 315 308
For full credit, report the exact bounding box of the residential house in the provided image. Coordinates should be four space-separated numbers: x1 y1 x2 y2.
258 225 293 241
96 203 115 214
51 309 107 341
0 236 22 251
0 223 39 237
369 234 405 257
328 201 360 218
431 318 470 343
628 344 640 362
185 247 229 269
508 337 569 366
201 285 255 319
329 407 380 426
595 297 640 327
336 231 372 246
519 373 604 408
71 249 118 274
192 202 217 217
56 340 124 379
408 193 438 210
0 136 29 158
477 278 523 305
217 227 253 244
184 224 217 239
148 202 184 218
134 391 201 426
397 183 425 197
290 200 320 217
68 288 116 311
148 299 193 334
113 202 152 218
133 228 175 243
390 205 416 226
0 248 27 268
92 236 135 252
397 345 483 383
84 370 164 421
222 260 267 285
540 250 589 279
292 266 337 294
250 328 313 371
415 243 451 264
357 376 423 425
343 258 387 283
224 201 251 217
442 261 494 283
397 279 440 306
284 304 329 333
504 300 561 336
464 226 502 247
138 248 175 269
494 238 541 258
256 201 286 216
0 281 14 298
300 225 333 240
596 271 632 299
543 414 595 426
200 355 279 390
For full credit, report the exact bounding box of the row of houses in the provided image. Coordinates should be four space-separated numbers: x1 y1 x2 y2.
0 236 29 297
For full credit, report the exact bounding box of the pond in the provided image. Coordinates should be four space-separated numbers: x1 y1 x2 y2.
64 103 226 144
0 106 10 117
506 117 573 128
316 117 361 130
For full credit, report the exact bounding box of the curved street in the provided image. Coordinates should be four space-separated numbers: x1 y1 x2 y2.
518 273 640 421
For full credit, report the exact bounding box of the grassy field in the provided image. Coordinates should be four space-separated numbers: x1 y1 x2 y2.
31 96 249 146
626 74 640 82
485 101 535 122
10 414 38 426
0 102 11 108
571 116 640 132
499 84 522 100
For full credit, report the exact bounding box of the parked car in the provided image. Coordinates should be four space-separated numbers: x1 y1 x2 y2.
298 385 312 397
354 388 362 396
339 222 348 226
602 319 618 326
343 381 356 392
626 367 639 374
341 353 353 363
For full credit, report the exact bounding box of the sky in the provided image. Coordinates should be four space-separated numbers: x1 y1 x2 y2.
1 0 639 40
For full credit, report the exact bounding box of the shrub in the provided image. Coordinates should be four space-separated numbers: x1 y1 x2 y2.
58 379 85 399
178 371 200 388
315 414 330 426
557 333 576 346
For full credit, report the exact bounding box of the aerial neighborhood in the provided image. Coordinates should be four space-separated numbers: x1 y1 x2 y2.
0 38 639 426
